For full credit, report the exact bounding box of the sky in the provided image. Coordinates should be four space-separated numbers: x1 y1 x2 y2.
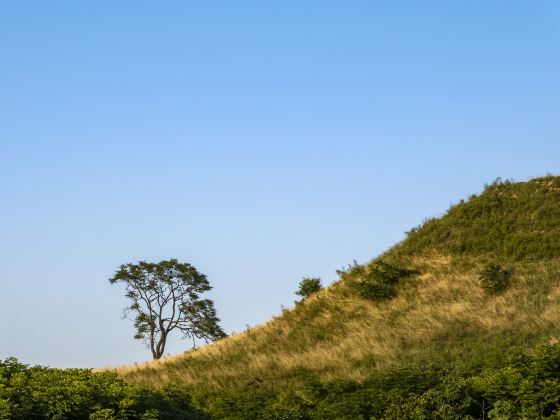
1 1 559 368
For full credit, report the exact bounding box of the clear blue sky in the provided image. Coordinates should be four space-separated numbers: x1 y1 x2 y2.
1 1 559 368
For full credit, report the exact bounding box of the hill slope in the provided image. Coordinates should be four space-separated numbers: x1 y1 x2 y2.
119 176 560 419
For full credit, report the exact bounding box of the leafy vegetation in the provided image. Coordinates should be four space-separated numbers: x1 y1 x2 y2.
0 358 205 419
112 340 560 419
181 342 560 419
479 262 510 295
295 277 323 303
349 260 414 301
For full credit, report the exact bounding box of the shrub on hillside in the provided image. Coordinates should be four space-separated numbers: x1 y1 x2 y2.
351 260 414 301
479 263 510 295
335 259 365 280
295 277 323 303
353 280 397 301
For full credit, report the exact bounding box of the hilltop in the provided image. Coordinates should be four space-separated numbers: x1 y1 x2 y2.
118 176 560 419
395 176 560 260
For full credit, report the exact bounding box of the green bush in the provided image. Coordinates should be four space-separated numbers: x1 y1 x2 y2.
335 259 365 281
353 281 397 301
351 260 413 301
479 263 510 295
0 358 206 419
295 277 323 303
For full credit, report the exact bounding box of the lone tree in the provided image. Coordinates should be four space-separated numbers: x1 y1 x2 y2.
109 259 226 360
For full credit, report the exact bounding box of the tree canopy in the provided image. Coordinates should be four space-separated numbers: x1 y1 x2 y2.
109 259 225 359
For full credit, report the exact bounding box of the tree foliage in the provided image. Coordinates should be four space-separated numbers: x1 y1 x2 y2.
109 259 225 360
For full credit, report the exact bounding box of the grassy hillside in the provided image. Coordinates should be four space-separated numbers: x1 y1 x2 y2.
395 176 560 260
118 176 560 418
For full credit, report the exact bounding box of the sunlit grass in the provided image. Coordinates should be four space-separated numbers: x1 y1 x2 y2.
115 253 560 391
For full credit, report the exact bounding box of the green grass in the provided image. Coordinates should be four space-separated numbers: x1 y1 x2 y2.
393 176 560 260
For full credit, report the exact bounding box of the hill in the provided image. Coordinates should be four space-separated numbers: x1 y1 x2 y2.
118 176 560 419
396 176 560 260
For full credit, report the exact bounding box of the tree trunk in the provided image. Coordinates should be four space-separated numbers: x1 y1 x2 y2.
153 332 167 359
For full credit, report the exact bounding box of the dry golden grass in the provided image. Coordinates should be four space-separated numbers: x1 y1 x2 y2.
114 253 560 391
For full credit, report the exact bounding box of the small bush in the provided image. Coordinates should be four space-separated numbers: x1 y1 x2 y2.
295 277 323 302
335 259 365 280
351 260 413 301
479 263 510 295
353 280 397 300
